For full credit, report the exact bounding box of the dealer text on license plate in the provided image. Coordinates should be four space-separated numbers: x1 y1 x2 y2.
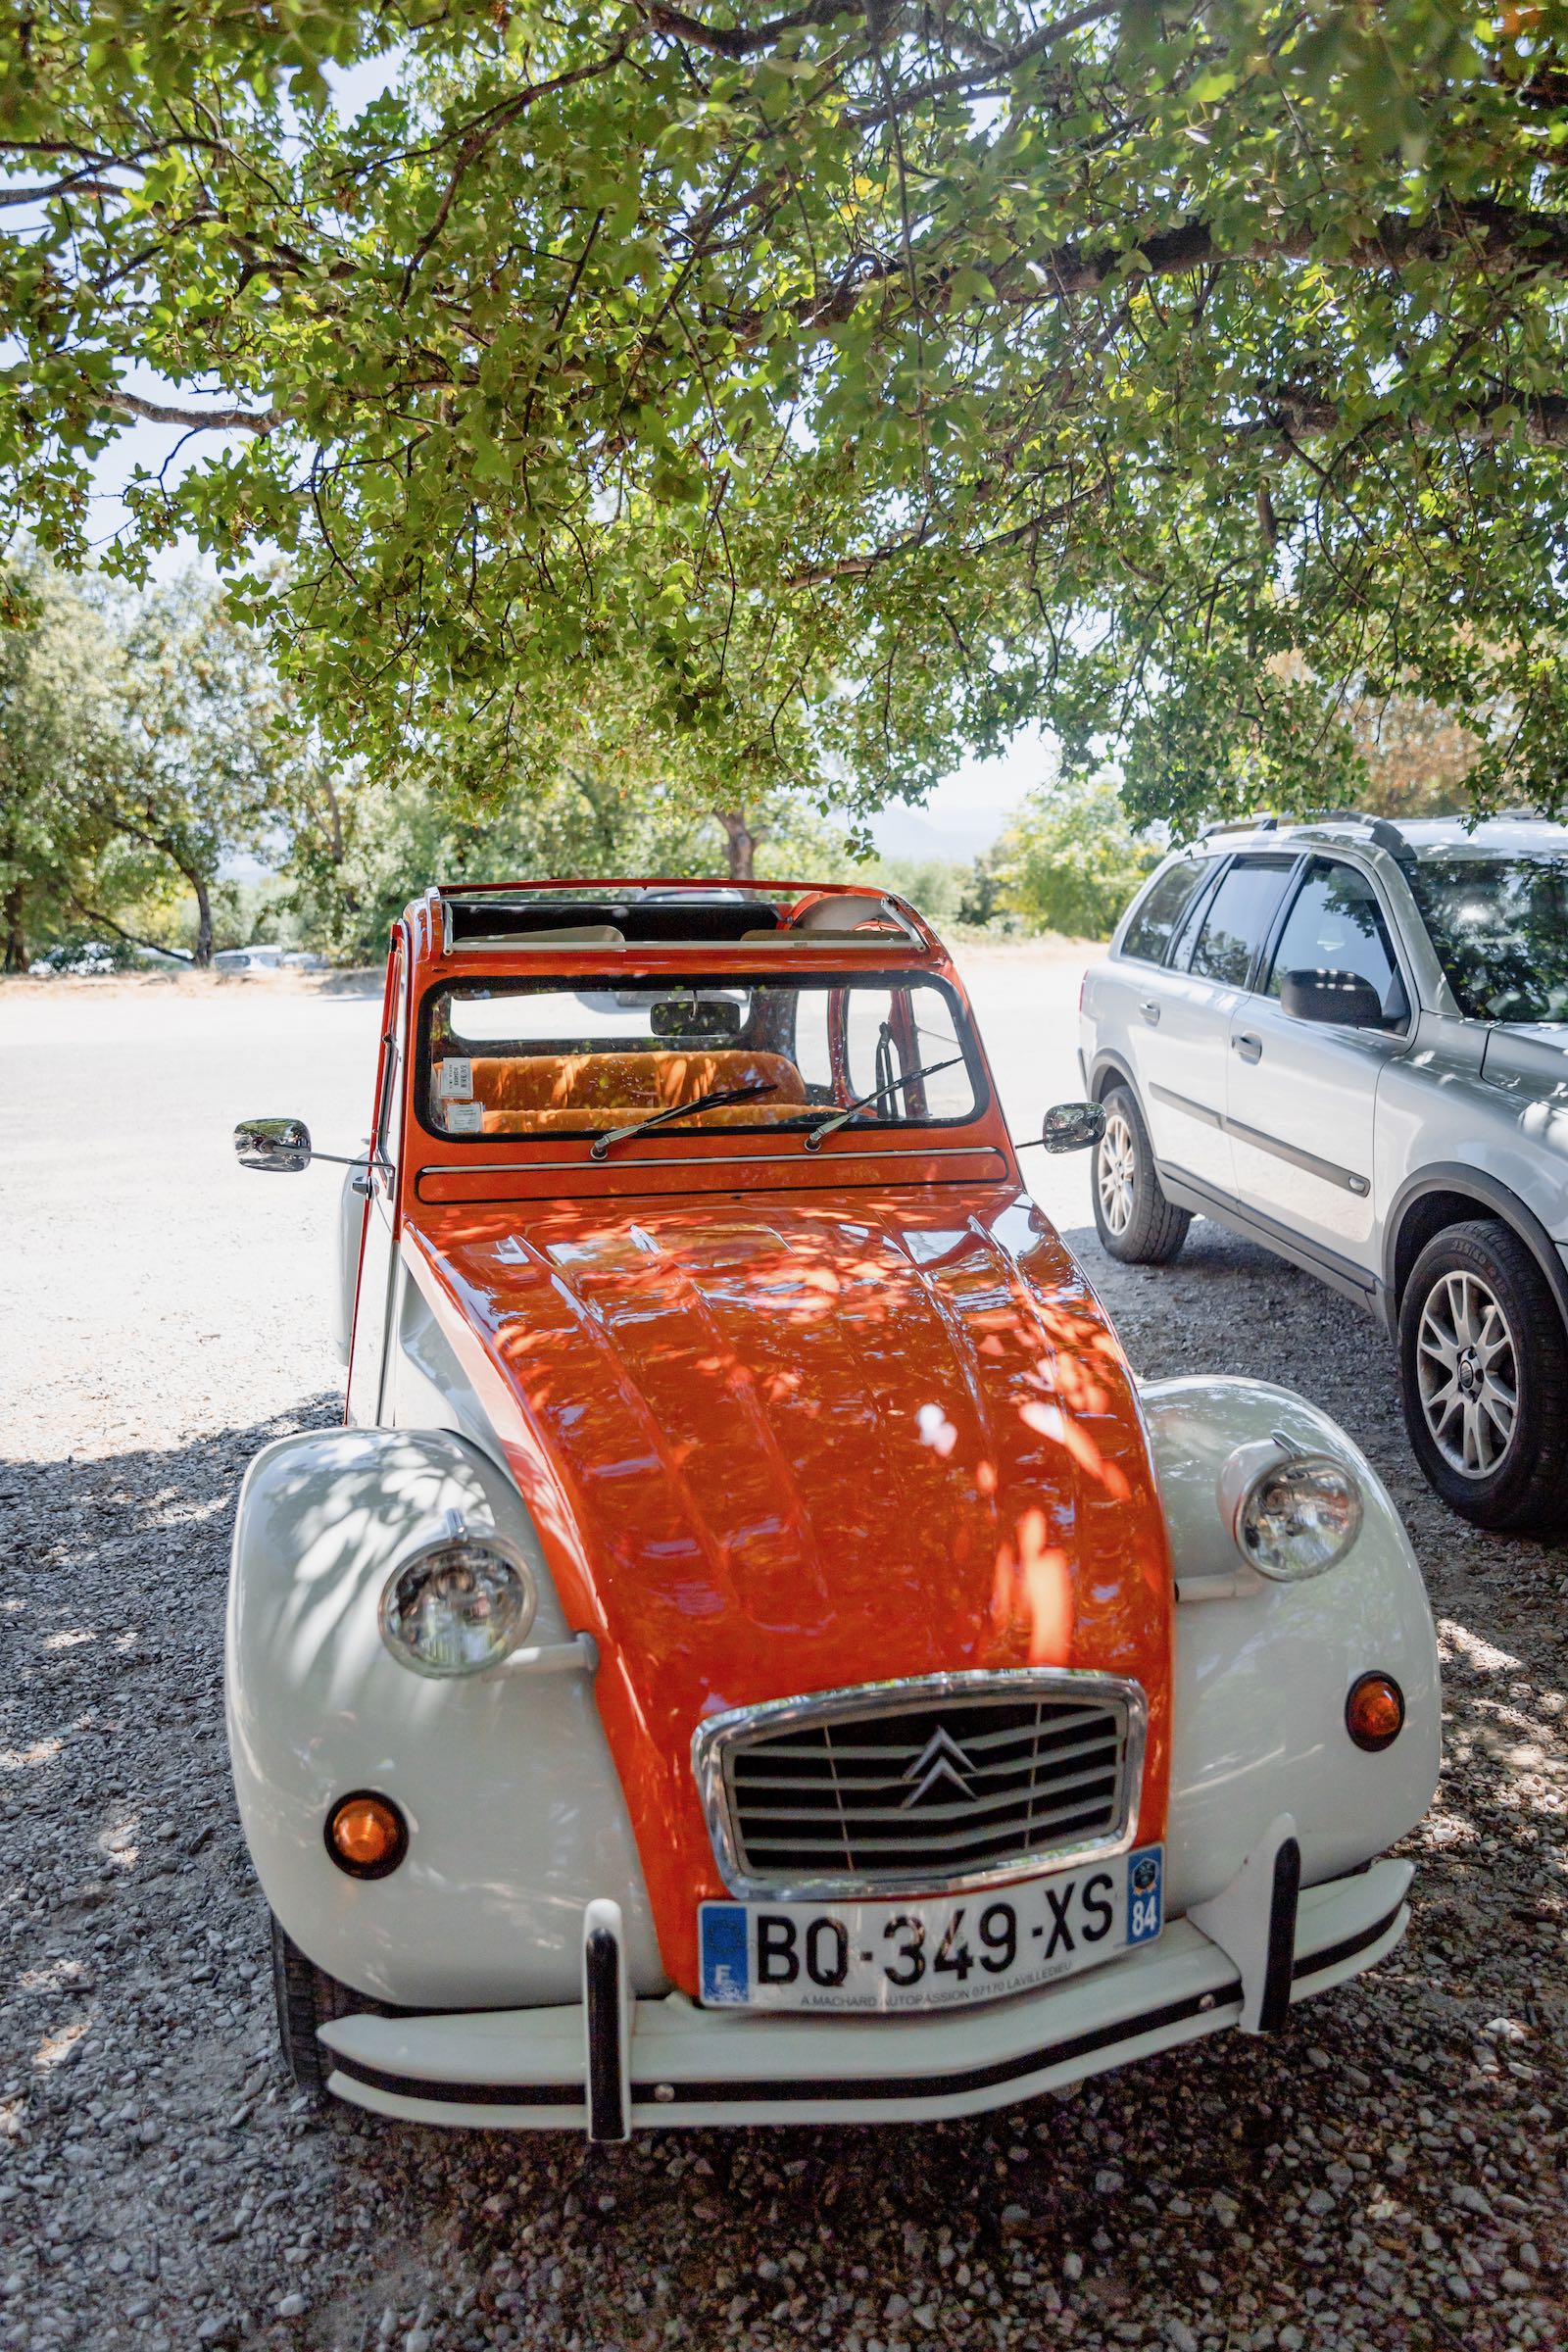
699 1845 1162 2011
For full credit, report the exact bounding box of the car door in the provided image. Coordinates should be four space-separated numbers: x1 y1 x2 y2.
1085 848 1218 1095
1226 857 1412 1277
1137 854 1298 1198
346 935 409 1427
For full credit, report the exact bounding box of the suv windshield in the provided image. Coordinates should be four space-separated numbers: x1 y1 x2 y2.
1406 855 1568 1024
420 973 982 1142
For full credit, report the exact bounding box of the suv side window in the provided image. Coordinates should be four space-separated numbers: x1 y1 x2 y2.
1265 859 1408 1028
1119 857 1213 964
1181 856 1296 986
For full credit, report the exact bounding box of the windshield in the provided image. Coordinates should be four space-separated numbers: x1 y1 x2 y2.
1406 855 1568 1025
419 973 982 1142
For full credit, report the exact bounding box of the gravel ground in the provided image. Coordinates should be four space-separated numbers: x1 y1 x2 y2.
1 959 1564 2352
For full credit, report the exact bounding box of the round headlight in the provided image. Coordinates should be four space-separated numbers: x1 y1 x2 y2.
1236 1454 1363 1581
379 1532 536 1677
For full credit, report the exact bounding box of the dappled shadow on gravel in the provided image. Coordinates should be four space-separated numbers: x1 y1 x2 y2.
1 1231 1565 2352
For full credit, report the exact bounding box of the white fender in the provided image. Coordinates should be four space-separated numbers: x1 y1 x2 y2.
1143 1376 1441 1919
226 1424 666 2008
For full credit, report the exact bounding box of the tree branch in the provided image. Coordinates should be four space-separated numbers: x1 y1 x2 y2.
635 1 863 60
1250 386 1568 451
66 898 190 961
0 175 124 206
849 0 1121 126
769 201 1568 334
785 484 1102 585
101 389 284 434
399 41 629 299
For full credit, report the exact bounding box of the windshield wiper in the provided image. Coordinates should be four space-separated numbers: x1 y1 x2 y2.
589 1080 779 1160
804 1054 967 1152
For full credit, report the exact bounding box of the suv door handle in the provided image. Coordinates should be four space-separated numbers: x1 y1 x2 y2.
1139 1000 1161 1025
1234 1032 1262 1063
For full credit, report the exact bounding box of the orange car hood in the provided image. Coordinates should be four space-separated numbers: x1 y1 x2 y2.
404 1189 1172 1991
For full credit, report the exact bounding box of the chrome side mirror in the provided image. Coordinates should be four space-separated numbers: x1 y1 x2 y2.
234 1116 312 1174
1041 1101 1106 1155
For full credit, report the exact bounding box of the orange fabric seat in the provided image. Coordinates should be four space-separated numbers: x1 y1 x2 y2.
460 1049 811 1135
468 1050 806 1119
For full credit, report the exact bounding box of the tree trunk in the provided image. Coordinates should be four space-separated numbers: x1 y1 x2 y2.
717 808 763 881
192 872 215 968
2 880 25 973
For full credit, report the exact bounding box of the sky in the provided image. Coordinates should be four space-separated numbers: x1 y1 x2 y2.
885 733 1050 850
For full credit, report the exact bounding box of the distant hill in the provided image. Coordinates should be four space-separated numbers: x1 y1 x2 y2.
867 802 1007 863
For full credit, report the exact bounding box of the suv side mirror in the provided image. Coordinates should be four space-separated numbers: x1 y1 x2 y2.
234 1116 312 1173
1279 969 1387 1030
1041 1101 1107 1154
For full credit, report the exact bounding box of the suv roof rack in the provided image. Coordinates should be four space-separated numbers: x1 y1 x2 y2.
1194 808 1412 858
1294 811 1410 857
1196 812 1278 841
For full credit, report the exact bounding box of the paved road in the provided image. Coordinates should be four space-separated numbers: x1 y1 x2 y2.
0 957 1562 2352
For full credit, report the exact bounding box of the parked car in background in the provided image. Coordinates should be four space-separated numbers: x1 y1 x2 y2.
28 940 120 976
1079 813 1568 1534
214 944 286 974
226 877 1437 2140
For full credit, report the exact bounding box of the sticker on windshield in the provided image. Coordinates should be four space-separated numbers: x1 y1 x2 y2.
446 1101 484 1135
436 1056 473 1100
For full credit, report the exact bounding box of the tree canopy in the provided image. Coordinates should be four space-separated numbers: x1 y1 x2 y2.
5 3 1567 827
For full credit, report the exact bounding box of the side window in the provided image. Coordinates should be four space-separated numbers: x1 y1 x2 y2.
844 987 897 1098
842 985 971 1117
791 990 835 1099
1120 858 1214 963
1183 858 1296 987
1266 860 1407 1027
376 943 408 1174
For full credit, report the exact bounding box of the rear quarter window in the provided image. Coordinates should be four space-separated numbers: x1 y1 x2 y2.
1117 858 1213 964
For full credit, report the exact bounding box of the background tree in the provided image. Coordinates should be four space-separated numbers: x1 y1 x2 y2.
101 576 292 965
288 757 861 963
5 3 1568 829
0 562 296 965
995 772 1163 938
1348 694 1484 819
0 561 117 968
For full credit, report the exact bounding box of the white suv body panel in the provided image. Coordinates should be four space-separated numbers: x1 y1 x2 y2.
1080 816 1568 1331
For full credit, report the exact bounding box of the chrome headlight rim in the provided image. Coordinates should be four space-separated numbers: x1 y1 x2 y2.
1227 1443 1364 1582
377 1520 538 1679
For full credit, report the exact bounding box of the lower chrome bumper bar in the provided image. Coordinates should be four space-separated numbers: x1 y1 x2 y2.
316 1859 1412 2133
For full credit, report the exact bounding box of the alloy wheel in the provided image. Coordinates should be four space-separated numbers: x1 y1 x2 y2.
1415 1269 1519 1479
1097 1110 1137 1238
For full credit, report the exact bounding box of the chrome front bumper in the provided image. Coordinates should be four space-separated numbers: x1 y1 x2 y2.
317 1859 1412 2133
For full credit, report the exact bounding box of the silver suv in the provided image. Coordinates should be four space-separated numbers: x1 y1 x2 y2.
1079 814 1568 1535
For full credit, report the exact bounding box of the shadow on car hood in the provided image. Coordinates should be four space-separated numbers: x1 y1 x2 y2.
404 1186 1172 1990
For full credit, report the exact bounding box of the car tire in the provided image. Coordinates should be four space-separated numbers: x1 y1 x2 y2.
1092 1084 1192 1265
1397 1220 1568 1535
270 1913 350 2099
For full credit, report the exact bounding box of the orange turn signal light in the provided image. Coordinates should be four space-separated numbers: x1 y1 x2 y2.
324 1790 408 1880
1346 1672 1405 1753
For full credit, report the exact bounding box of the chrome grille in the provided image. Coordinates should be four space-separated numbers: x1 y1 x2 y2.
694 1671 1146 1899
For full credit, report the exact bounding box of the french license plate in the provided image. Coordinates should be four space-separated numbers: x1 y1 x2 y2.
699 1846 1163 2012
